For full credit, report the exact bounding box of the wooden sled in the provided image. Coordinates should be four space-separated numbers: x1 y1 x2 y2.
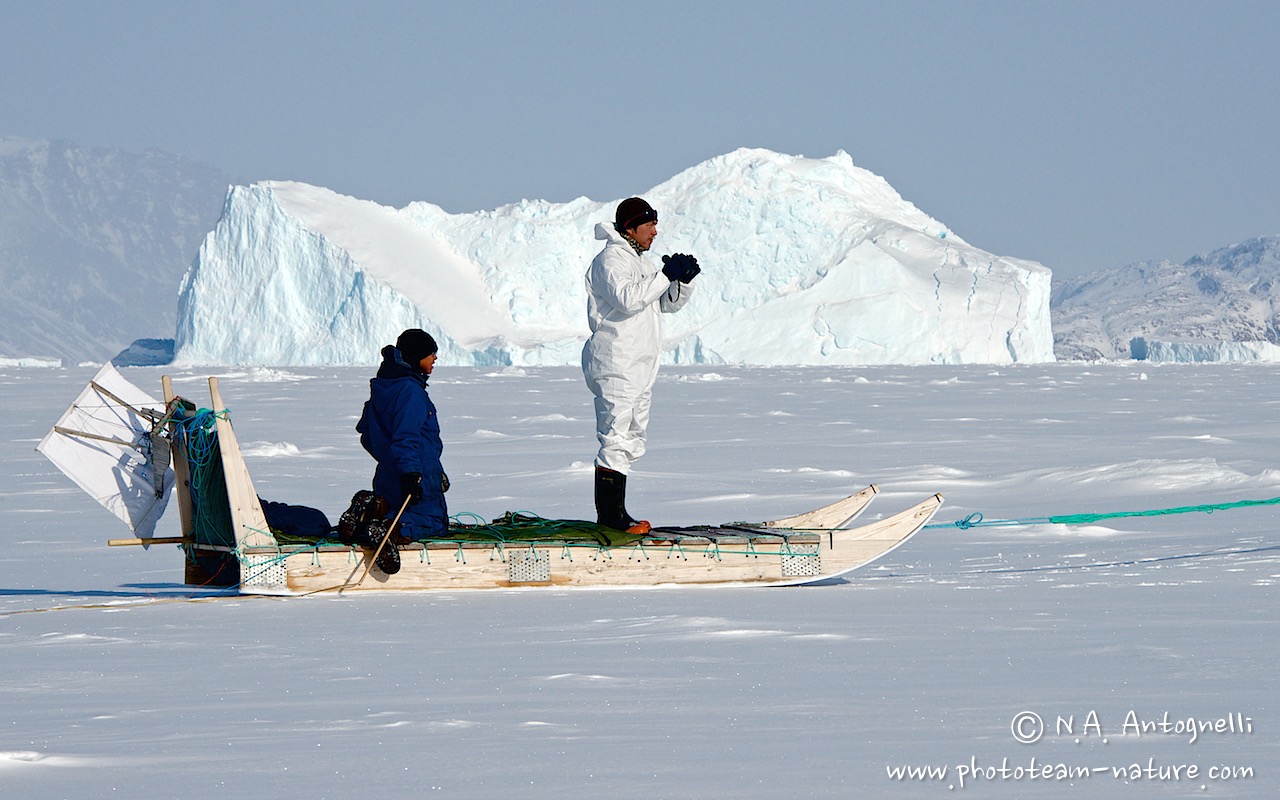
249 490 942 594
157 377 942 594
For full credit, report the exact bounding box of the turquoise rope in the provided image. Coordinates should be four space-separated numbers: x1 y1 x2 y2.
174 408 236 549
927 495 1280 530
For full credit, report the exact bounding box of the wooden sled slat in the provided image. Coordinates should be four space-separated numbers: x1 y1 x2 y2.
764 484 879 530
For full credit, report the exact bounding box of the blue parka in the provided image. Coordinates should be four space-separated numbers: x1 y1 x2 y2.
356 345 448 538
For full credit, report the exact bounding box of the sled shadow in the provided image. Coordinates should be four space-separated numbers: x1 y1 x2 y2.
0 583 236 601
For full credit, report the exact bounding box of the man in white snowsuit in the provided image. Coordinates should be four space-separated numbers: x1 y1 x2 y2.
582 197 701 532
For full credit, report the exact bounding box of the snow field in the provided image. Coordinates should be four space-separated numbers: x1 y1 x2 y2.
0 363 1275 798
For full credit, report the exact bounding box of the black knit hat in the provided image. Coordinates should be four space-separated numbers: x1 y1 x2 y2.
396 328 438 364
615 197 657 232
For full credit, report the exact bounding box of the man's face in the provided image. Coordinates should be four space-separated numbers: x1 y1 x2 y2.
628 220 657 251
419 353 437 375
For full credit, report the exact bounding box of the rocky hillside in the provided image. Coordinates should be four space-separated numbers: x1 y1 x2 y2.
0 137 231 364
1051 236 1280 361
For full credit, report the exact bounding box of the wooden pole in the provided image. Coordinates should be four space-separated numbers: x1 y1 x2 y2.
161 376 195 542
207 378 274 550
108 536 191 547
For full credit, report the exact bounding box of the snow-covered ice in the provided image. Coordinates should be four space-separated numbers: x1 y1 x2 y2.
1130 336 1280 363
175 149 1054 367
2 363 1276 798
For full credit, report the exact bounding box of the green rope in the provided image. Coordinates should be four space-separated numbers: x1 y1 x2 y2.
267 512 812 557
174 408 235 550
928 495 1280 530
444 511 644 547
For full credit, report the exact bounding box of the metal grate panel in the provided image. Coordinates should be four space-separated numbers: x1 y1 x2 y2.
509 548 551 583
241 552 289 591
781 543 821 578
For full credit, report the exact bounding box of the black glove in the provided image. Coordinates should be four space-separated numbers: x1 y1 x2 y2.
441 471 450 493
661 253 700 283
661 254 682 282
680 255 701 284
400 472 423 505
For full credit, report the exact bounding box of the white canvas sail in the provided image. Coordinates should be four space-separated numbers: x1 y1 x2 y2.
37 364 174 537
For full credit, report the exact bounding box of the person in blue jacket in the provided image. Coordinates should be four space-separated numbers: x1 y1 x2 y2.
356 328 449 539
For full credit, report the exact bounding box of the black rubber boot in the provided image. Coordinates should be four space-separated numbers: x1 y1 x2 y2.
594 466 651 533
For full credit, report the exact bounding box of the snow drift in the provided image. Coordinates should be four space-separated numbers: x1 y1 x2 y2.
175 148 1054 366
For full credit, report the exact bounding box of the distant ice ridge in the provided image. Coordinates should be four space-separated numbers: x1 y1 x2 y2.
175 148 1054 366
0 356 60 368
1130 337 1280 363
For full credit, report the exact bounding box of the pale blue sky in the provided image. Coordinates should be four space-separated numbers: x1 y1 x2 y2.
3 0 1277 279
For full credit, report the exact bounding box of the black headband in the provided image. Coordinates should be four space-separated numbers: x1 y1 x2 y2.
619 208 657 230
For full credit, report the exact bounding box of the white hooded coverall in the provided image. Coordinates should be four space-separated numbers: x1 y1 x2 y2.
582 222 694 474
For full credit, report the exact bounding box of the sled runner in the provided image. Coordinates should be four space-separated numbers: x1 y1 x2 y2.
39 367 942 595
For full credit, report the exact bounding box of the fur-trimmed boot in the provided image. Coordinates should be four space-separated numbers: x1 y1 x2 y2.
594 465 652 534
337 490 402 574
364 518 402 575
337 490 388 545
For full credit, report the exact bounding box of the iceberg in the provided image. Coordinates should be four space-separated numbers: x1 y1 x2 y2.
175 148 1054 366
